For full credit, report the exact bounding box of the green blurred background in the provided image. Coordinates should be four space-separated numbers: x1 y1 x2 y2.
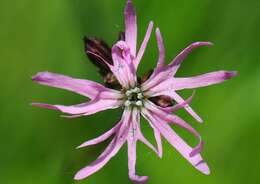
1 0 260 183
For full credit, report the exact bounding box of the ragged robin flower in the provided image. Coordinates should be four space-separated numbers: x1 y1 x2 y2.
32 0 237 183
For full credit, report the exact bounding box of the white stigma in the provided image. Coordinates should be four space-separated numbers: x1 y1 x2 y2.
135 101 143 106
125 90 132 97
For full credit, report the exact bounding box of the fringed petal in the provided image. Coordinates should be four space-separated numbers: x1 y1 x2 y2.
127 108 149 184
74 109 132 180
142 109 210 175
168 42 213 76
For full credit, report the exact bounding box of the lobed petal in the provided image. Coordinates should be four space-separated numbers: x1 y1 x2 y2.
142 42 212 91
74 110 132 180
142 109 210 175
145 101 204 157
168 42 213 76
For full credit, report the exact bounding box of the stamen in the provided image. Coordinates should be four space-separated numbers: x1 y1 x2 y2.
123 87 144 107
125 90 132 97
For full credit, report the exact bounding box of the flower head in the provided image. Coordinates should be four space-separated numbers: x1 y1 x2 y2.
32 0 237 183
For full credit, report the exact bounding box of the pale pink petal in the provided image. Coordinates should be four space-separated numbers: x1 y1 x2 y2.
77 122 121 149
31 98 122 116
111 41 137 88
150 124 163 158
74 110 131 180
170 71 238 90
142 109 210 175
155 28 165 70
168 42 213 76
125 0 137 57
141 67 172 91
127 108 149 184
134 21 154 69
149 28 166 79
32 72 121 99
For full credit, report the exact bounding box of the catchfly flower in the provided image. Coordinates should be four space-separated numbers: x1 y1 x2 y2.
32 0 237 183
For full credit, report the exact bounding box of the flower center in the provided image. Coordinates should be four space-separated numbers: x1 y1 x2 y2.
124 87 144 107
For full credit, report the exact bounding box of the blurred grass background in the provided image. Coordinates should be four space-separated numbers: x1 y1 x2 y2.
0 0 260 183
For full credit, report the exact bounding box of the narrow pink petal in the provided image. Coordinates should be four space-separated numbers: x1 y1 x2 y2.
161 114 204 157
168 42 213 76
77 122 121 149
128 108 149 183
170 71 238 90
127 137 149 184
168 91 195 112
146 91 203 123
142 42 213 92
134 21 154 69
32 72 120 99
170 92 203 123
74 110 131 180
151 125 163 158
141 67 172 91
125 0 137 57
131 108 159 157
111 41 137 88
145 101 204 156
153 28 165 73
31 98 122 116
74 138 118 180
142 109 210 175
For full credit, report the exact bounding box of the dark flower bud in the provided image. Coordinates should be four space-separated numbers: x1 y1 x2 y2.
84 37 113 76
149 95 174 108
84 36 121 89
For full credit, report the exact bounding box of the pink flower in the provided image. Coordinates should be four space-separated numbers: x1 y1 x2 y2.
32 0 237 183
